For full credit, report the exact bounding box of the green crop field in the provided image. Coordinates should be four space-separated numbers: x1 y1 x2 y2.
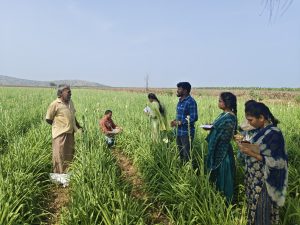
0 87 300 225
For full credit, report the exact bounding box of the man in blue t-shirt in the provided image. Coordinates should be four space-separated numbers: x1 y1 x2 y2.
171 82 198 162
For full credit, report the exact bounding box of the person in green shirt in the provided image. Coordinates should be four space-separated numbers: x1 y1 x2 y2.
203 92 237 202
145 93 169 143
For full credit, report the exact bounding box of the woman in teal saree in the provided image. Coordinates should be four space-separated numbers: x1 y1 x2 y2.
204 92 237 202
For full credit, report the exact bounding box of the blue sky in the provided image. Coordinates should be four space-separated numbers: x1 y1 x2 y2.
0 0 299 88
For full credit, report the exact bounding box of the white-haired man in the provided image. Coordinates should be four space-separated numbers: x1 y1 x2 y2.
46 84 82 174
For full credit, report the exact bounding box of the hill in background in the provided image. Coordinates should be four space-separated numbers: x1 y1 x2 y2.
0 75 109 87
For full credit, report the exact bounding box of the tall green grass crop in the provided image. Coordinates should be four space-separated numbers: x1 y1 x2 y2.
0 88 299 224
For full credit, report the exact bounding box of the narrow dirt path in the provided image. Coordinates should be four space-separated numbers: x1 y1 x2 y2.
45 185 69 225
112 149 171 225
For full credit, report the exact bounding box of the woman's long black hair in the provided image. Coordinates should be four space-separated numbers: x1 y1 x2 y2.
148 93 165 115
245 102 279 126
220 92 237 133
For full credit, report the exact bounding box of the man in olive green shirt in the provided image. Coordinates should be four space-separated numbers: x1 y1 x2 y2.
46 85 82 174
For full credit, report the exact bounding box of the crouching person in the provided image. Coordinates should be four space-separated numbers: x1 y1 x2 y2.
99 110 122 148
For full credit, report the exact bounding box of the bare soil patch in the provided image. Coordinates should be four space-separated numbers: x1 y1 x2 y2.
112 149 171 225
45 185 69 225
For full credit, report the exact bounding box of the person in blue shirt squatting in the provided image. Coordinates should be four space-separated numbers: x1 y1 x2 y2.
171 82 198 162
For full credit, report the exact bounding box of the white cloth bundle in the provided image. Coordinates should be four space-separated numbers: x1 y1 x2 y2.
50 173 71 187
